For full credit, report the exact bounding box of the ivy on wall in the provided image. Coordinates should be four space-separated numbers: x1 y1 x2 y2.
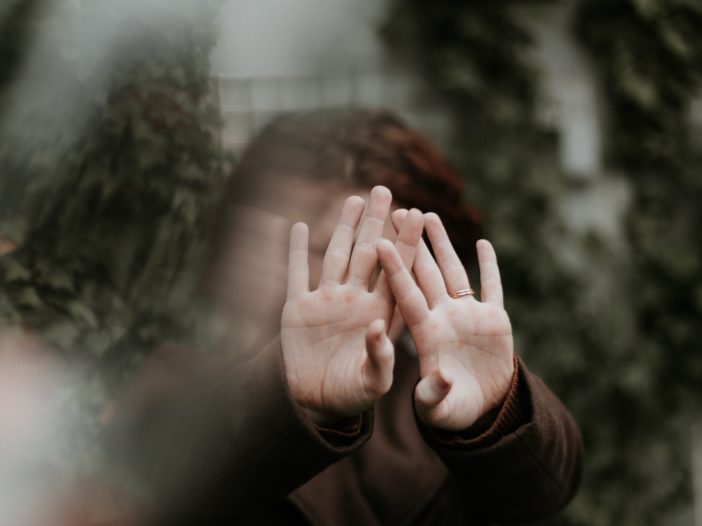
383 0 702 524
574 1 702 522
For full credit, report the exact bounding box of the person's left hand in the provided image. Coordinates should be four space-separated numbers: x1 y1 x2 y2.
377 211 514 431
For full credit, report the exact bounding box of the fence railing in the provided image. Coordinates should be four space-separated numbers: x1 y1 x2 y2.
214 67 451 154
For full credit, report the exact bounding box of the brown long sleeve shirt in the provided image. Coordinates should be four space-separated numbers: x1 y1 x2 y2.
113 338 583 525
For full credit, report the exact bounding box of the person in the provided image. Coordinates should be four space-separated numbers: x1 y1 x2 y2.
113 109 583 525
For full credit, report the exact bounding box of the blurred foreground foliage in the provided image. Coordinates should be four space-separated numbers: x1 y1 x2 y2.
384 0 702 524
0 0 225 470
0 0 225 370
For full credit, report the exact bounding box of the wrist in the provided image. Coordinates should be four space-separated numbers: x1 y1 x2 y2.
283 363 365 426
487 353 516 411
424 355 525 448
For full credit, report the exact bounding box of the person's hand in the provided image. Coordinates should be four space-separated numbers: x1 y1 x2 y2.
281 187 424 425
377 211 514 432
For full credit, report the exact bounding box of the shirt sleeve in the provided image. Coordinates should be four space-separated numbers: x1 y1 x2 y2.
417 356 584 523
108 337 373 524
422 354 525 449
313 415 367 447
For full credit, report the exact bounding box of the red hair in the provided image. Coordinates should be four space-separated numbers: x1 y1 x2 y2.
220 109 482 264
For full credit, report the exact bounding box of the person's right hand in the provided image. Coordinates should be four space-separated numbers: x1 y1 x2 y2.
280 186 423 425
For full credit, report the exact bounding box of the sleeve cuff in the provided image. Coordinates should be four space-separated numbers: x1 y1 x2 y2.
423 354 527 450
312 414 368 448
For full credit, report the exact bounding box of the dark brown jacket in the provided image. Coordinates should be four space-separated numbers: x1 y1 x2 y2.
113 338 582 525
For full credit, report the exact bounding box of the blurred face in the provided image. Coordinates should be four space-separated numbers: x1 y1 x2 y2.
213 174 398 341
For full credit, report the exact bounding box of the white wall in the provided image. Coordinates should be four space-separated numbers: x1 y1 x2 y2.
210 0 450 152
211 0 388 77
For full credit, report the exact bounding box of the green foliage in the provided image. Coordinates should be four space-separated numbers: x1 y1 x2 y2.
383 0 702 523
0 1 226 473
574 1 702 522
0 0 46 107
0 0 225 368
576 0 702 171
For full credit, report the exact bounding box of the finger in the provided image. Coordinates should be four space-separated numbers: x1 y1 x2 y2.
414 239 451 308
287 222 309 299
476 239 504 307
387 305 404 342
347 186 392 288
390 208 408 227
362 319 394 397
319 195 366 287
376 239 430 327
424 213 471 297
414 369 452 424
390 209 447 308
375 208 424 301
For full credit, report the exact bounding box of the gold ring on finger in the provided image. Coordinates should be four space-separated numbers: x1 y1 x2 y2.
449 288 475 299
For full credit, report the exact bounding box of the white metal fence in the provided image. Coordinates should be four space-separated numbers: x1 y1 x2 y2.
215 66 452 155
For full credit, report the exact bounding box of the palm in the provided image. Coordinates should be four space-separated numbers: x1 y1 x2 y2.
280 189 424 424
411 298 513 428
378 212 515 431
282 286 391 417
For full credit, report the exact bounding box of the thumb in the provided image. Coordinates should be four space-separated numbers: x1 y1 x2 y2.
362 319 395 397
414 369 452 425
